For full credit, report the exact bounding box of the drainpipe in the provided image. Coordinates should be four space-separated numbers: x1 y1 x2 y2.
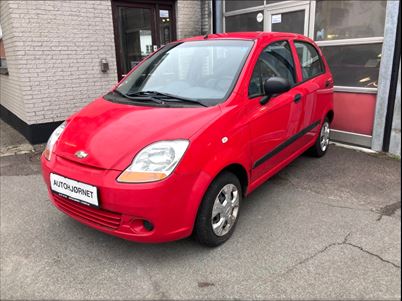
213 0 223 33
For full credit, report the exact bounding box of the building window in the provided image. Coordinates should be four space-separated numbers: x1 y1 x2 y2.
225 11 264 32
314 0 386 89
314 0 386 41
225 0 264 12
320 43 382 88
222 0 387 89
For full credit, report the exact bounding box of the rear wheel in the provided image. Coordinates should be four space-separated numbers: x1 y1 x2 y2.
194 172 242 247
308 117 330 157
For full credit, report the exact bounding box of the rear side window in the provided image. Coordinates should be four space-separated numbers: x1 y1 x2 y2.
248 41 296 97
294 41 324 81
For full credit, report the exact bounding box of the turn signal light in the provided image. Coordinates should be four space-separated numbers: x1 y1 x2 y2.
117 171 167 183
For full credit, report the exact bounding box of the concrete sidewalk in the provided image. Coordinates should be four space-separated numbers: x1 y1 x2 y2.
0 119 36 156
0 120 400 300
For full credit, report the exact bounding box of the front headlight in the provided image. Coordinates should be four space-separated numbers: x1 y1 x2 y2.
117 140 189 183
43 121 67 161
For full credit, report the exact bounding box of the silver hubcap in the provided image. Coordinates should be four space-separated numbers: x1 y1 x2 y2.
211 184 240 237
320 121 330 151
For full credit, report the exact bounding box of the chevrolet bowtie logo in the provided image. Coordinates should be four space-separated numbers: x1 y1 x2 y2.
75 150 88 159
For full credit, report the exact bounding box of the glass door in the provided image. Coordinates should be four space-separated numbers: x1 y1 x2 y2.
114 4 156 79
265 3 310 36
112 1 176 80
158 6 174 47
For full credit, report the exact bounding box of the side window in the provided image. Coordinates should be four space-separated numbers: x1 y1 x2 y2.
248 41 296 97
294 41 324 81
249 62 262 97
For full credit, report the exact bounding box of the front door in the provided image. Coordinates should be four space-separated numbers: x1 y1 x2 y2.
246 39 300 183
265 2 310 36
112 1 176 80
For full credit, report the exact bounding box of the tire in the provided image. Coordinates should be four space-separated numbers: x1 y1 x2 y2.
194 172 242 247
308 117 330 157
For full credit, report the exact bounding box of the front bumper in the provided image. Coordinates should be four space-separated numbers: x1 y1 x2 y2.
41 154 211 243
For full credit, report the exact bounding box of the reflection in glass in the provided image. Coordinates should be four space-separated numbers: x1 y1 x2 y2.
315 0 386 40
117 7 154 74
116 40 253 105
226 11 263 32
225 0 263 12
321 43 382 87
159 9 172 46
271 10 305 35
249 41 296 97
294 41 324 80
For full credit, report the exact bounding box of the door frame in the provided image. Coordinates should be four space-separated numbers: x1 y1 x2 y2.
264 1 310 36
111 0 177 80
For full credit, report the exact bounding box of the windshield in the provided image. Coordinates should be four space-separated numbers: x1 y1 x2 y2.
114 40 254 106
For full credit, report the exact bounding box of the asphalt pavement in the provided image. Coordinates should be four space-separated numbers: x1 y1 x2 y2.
0 142 400 300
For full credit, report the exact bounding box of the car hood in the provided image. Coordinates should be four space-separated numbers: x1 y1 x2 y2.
55 97 221 170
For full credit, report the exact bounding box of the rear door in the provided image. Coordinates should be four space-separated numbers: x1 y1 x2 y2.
290 40 333 147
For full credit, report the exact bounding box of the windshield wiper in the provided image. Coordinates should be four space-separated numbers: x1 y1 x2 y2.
127 91 208 107
111 90 164 104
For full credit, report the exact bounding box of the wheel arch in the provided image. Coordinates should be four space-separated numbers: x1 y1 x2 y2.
190 162 249 238
214 163 249 197
326 110 334 123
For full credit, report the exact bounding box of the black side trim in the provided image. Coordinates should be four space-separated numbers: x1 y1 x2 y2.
253 120 320 169
0 105 63 144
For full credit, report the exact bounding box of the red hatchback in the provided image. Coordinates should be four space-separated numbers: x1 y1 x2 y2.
41 32 333 246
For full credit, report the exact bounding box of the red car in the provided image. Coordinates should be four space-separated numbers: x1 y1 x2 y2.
41 32 333 246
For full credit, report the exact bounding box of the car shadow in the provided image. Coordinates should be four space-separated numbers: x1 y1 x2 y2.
53 152 321 259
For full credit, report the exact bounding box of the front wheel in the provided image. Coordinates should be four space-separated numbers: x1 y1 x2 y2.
308 117 330 157
194 172 242 247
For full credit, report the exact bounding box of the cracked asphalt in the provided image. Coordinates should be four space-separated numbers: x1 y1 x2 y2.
0 142 400 300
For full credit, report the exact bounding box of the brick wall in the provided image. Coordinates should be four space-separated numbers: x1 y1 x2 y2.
0 0 117 125
0 1 25 121
0 0 213 126
176 0 202 39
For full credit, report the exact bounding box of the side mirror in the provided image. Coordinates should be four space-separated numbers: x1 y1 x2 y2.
260 77 291 105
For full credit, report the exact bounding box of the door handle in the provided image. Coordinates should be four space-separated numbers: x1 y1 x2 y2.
325 80 332 88
294 94 302 103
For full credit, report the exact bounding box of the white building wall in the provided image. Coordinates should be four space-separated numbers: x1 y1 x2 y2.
0 1 26 121
0 0 117 124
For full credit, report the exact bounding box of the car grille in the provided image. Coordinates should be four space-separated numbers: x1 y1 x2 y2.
53 194 122 230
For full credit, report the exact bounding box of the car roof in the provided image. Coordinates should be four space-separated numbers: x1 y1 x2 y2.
178 32 311 43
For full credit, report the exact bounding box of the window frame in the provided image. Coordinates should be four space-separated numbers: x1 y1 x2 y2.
311 0 386 43
222 0 387 92
225 10 265 33
248 39 297 99
223 0 311 33
309 0 386 92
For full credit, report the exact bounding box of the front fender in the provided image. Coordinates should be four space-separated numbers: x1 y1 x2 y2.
176 105 252 230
